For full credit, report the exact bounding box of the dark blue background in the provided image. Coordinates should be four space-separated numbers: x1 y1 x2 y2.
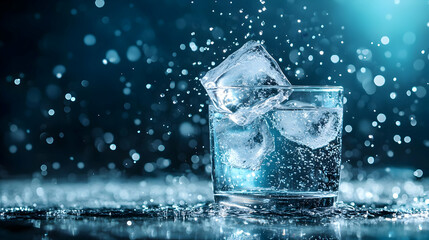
0 0 428 178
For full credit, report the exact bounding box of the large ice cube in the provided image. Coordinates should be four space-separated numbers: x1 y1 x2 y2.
272 102 342 149
202 40 291 126
215 117 274 170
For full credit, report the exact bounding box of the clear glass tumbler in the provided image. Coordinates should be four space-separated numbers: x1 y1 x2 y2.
209 86 343 209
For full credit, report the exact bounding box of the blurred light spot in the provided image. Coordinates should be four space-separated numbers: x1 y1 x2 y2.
53 65 66 79
79 114 90 127
403 32 416 45
40 164 47 171
46 137 54 144
289 49 299 63
404 136 411 143
48 109 55 116
9 145 17 154
25 143 32 151
393 135 401 143
377 113 386 123
385 51 392 58
374 75 385 87
346 64 355 73
144 163 155 172
123 88 131 95
413 59 425 71
179 122 195 137
131 152 140 161
295 68 305 79
52 162 60 170
367 156 374 164
46 84 61 99
14 78 20 85
381 36 390 45
81 80 89 87
108 162 115 169
109 144 116 150
414 169 423 178
158 145 165 152
211 27 224 39
83 34 96 46
415 86 427 98
103 132 114 144
330 55 339 63
390 92 397 99
106 49 120 64
357 48 372 61
95 0 105 8
345 125 352 133
189 42 198 51
77 162 85 169
126 45 141 62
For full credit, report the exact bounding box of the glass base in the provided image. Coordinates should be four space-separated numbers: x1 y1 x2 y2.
214 192 337 210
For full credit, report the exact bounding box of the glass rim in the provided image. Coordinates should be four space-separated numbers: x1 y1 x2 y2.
206 85 343 91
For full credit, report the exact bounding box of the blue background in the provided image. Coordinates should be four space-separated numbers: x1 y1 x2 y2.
0 0 428 178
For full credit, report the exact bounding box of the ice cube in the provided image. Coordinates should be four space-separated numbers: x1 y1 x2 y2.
214 117 274 170
201 40 291 125
272 103 342 149
208 87 291 126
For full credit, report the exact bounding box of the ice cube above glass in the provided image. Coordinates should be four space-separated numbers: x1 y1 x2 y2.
201 40 292 126
201 41 343 210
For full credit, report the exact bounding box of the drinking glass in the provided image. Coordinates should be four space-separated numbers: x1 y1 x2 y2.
208 86 343 209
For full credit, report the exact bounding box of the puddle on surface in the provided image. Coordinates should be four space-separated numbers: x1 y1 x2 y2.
1 176 429 239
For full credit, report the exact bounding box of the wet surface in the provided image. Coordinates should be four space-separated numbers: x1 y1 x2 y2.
1 176 429 239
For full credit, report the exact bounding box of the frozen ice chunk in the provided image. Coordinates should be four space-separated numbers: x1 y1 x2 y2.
202 40 291 125
272 102 342 149
215 117 274 170
201 41 290 88
208 87 291 126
